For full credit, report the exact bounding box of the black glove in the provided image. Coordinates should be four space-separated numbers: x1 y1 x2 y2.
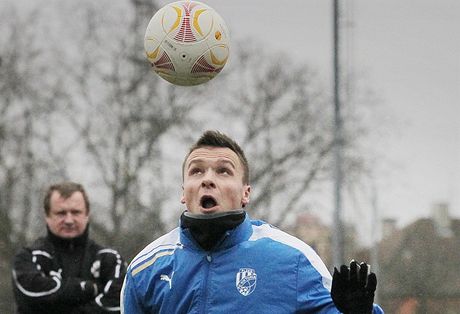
80 280 99 298
331 260 377 314
91 251 121 282
31 251 56 275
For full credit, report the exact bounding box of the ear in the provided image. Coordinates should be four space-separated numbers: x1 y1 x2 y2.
241 185 251 207
180 185 186 204
44 215 52 226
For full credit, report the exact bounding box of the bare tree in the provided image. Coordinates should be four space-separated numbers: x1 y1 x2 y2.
1 0 377 265
209 42 373 228
0 1 389 312
0 4 69 311
44 0 212 258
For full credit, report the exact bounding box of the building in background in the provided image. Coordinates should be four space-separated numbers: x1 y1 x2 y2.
291 213 332 266
293 203 460 314
290 212 358 270
357 202 460 314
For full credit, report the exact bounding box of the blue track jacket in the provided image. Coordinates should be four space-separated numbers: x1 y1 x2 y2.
121 215 384 313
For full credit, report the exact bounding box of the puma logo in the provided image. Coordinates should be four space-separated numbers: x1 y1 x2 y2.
160 271 174 289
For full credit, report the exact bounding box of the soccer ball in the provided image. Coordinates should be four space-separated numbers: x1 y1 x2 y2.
144 0 230 86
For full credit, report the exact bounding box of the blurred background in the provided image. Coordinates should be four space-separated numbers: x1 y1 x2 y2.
1 0 459 312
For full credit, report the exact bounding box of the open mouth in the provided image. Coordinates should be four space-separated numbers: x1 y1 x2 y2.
200 195 217 209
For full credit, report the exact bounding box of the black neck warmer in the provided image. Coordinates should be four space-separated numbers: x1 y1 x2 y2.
180 210 245 251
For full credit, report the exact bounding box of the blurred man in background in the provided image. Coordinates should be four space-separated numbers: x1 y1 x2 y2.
12 181 125 313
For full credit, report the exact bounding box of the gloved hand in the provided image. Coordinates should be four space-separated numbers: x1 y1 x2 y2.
32 252 56 276
80 280 99 298
91 251 122 282
331 260 377 314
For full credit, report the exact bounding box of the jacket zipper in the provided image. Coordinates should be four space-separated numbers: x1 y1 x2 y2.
201 253 212 314
199 231 231 313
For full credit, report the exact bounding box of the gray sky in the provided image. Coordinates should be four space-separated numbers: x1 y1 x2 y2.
9 0 458 229
205 0 460 226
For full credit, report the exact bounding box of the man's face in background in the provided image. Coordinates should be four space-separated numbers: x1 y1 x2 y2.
45 191 89 239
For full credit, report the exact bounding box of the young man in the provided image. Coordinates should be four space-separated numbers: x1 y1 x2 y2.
12 182 126 313
121 130 383 313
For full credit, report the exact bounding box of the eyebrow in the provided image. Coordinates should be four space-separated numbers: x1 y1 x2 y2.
187 158 236 169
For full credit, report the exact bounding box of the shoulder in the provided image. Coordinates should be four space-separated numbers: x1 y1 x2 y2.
29 236 51 250
248 220 331 277
16 236 53 257
248 220 312 254
13 237 54 270
126 228 182 277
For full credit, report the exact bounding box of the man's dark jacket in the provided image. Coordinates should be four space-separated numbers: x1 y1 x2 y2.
12 227 125 313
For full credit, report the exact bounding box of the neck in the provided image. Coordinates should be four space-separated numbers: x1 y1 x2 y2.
47 225 89 250
181 210 245 251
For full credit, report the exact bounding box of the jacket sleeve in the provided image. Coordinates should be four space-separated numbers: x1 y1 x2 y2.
296 253 341 313
120 270 146 314
12 247 95 307
91 248 127 312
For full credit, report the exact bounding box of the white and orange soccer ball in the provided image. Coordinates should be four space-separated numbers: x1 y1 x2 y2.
144 0 230 86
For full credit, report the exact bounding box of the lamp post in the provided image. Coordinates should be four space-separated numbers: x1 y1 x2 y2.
332 0 345 268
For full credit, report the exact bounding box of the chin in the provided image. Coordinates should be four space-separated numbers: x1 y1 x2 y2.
58 231 81 238
60 234 77 239
200 207 220 214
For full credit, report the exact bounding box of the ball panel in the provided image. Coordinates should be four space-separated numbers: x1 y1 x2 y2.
166 2 200 43
208 44 229 67
160 71 211 86
152 50 175 72
161 5 182 35
163 40 209 73
145 37 162 62
190 45 228 74
192 8 213 39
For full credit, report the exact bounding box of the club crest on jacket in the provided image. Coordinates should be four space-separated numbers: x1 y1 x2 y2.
236 268 257 296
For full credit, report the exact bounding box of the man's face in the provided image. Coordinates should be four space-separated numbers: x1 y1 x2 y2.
45 191 89 239
181 146 251 214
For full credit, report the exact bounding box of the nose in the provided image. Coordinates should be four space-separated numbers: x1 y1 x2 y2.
63 212 74 225
201 171 216 189
201 179 216 188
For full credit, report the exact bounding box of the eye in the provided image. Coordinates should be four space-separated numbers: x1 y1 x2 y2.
217 167 232 175
189 167 202 176
71 210 83 216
